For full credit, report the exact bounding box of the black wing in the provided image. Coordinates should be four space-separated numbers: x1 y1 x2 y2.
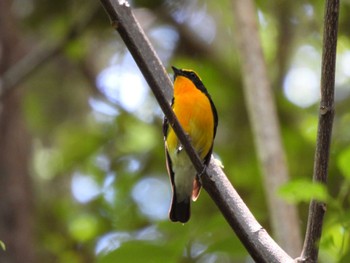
203 90 218 166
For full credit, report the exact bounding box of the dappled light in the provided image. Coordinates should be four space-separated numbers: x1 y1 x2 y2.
132 177 171 221
283 67 319 108
0 0 348 263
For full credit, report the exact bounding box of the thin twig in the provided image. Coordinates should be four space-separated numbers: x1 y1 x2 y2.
99 1 294 262
299 0 339 262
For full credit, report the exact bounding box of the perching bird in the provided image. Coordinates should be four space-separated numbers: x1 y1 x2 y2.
163 66 218 223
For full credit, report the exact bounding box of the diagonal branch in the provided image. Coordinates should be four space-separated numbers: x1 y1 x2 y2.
99 0 204 174
300 0 339 262
99 0 294 262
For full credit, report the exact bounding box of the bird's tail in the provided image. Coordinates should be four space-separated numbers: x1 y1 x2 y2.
169 194 190 223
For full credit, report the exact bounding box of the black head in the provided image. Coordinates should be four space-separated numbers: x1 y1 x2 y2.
171 66 207 93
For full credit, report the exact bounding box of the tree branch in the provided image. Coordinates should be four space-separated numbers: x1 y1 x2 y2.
231 0 301 256
299 0 339 262
99 0 204 173
99 1 294 262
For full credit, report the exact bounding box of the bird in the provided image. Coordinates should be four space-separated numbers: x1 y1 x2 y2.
163 66 218 223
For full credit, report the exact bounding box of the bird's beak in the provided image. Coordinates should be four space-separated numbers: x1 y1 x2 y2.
171 66 181 77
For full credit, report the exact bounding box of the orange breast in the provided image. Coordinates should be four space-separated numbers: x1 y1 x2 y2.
167 76 214 159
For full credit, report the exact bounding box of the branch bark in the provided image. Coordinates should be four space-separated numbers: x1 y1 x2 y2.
299 1 339 262
99 1 294 262
231 0 302 256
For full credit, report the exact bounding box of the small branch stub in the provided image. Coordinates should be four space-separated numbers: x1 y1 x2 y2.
319 105 330 115
111 20 119 29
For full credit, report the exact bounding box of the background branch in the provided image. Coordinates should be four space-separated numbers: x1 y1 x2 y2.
231 0 302 256
0 2 99 100
99 0 294 262
300 0 339 262
0 1 34 262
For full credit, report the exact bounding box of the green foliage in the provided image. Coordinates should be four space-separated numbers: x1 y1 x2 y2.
0 240 5 251
319 218 350 262
64 39 87 61
53 123 109 171
98 241 179 263
278 179 329 204
68 214 100 242
337 146 350 180
10 0 350 262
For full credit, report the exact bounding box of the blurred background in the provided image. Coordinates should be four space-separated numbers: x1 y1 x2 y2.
1 0 350 262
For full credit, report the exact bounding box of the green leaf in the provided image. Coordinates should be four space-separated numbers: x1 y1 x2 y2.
97 241 178 263
64 39 86 61
278 179 329 204
68 214 99 242
339 250 350 263
337 146 350 180
206 236 246 257
118 120 158 154
53 124 107 172
320 222 350 262
299 114 318 143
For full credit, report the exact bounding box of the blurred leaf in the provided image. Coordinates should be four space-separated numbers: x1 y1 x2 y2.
299 114 318 143
53 124 108 172
117 119 158 154
157 221 194 252
50 15 71 41
337 146 350 180
97 241 178 263
0 240 5 251
339 250 350 263
68 214 99 242
60 251 82 263
64 39 86 61
337 211 350 228
278 179 329 203
320 222 350 262
206 236 246 257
